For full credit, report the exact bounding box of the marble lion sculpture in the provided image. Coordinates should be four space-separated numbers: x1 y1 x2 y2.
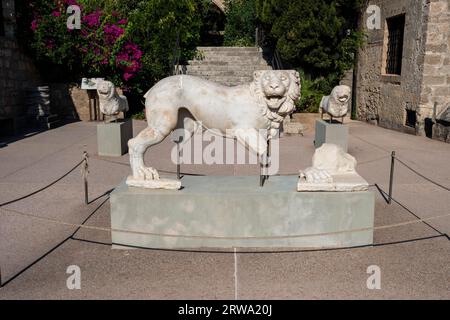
298 144 368 192
97 80 129 119
127 70 301 189
320 85 351 122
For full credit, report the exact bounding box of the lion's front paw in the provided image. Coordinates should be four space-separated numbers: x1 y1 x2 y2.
135 166 160 180
300 167 333 184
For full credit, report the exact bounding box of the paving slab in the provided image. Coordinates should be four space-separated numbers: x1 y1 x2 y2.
0 119 449 299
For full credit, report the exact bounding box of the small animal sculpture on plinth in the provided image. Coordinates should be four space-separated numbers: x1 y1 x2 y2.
298 143 369 192
126 70 301 190
320 85 351 124
97 80 129 123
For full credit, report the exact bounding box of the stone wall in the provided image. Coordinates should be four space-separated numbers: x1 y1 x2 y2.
356 0 430 134
420 0 450 132
0 0 41 134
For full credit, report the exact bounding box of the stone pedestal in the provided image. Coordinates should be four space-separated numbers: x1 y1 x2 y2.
315 119 349 152
110 176 375 249
97 119 133 157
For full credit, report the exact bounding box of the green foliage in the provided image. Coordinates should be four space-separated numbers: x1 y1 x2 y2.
125 0 202 89
296 71 339 113
131 110 146 120
258 0 363 78
257 0 364 101
18 0 203 95
223 0 258 46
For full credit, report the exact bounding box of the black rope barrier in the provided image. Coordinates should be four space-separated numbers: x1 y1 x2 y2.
376 184 446 237
0 195 110 288
1 149 449 288
395 156 450 192
71 234 447 255
0 159 84 207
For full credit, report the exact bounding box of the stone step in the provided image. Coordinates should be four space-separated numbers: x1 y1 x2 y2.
189 46 270 86
197 46 260 52
199 52 263 58
187 60 269 67
193 76 254 85
186 70 259 77
189 57 268 64
186 66 270 72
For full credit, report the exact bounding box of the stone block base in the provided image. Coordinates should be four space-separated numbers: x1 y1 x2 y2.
97 119 133 157
315 119 349 152
110 176 375 249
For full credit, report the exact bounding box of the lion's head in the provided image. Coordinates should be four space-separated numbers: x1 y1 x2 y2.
252 70 301 118
97 80 116 100
330 85 351 106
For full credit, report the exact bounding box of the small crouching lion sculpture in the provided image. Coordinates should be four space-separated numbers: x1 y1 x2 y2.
298 144 369 192
127 70 301 189
97 80 129 122
320 85 351 123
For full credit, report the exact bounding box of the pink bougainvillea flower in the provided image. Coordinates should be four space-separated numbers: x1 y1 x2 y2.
51 10 61 17
45 40 55 49
123 73 133 81
104 24 125 44
115 41 143 81
82 10 101 28
117 19 128 25
63 0 80 6
31 19 39 31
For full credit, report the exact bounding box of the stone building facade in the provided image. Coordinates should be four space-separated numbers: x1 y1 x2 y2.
356 0 450 141
0 0 41 135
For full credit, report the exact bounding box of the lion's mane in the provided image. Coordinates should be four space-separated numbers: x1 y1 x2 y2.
250 70 301 130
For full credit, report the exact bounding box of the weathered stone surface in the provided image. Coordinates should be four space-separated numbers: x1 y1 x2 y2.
127 71 300 190
298 144 369 192
356 0 450 142
314 119 349 152
186 47 272 86
282 116 305 135
0 1 41 134
97 119 133 157
320 85 351 119
111 176 375 249
97 80 129 117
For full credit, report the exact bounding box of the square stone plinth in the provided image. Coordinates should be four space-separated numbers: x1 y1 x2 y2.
315 119 349 152
110 176 374 249
97 119 133 157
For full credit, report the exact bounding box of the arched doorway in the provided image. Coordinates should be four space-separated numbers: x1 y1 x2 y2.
199 0 226 46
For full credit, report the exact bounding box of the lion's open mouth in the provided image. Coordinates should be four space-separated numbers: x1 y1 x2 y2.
265 95 287 109
98 89 110 95
338 96 349 103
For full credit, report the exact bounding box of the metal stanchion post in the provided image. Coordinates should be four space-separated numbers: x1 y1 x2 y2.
82 151 89 205
177 142 181 180
388 151 395 205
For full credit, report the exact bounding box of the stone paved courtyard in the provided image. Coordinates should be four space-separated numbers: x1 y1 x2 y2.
0 119 449 299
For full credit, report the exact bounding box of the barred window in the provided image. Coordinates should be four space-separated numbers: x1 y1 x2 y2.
385 14 405 75
405 109 416 128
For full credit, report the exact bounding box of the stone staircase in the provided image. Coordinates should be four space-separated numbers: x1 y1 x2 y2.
185 47 272 86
